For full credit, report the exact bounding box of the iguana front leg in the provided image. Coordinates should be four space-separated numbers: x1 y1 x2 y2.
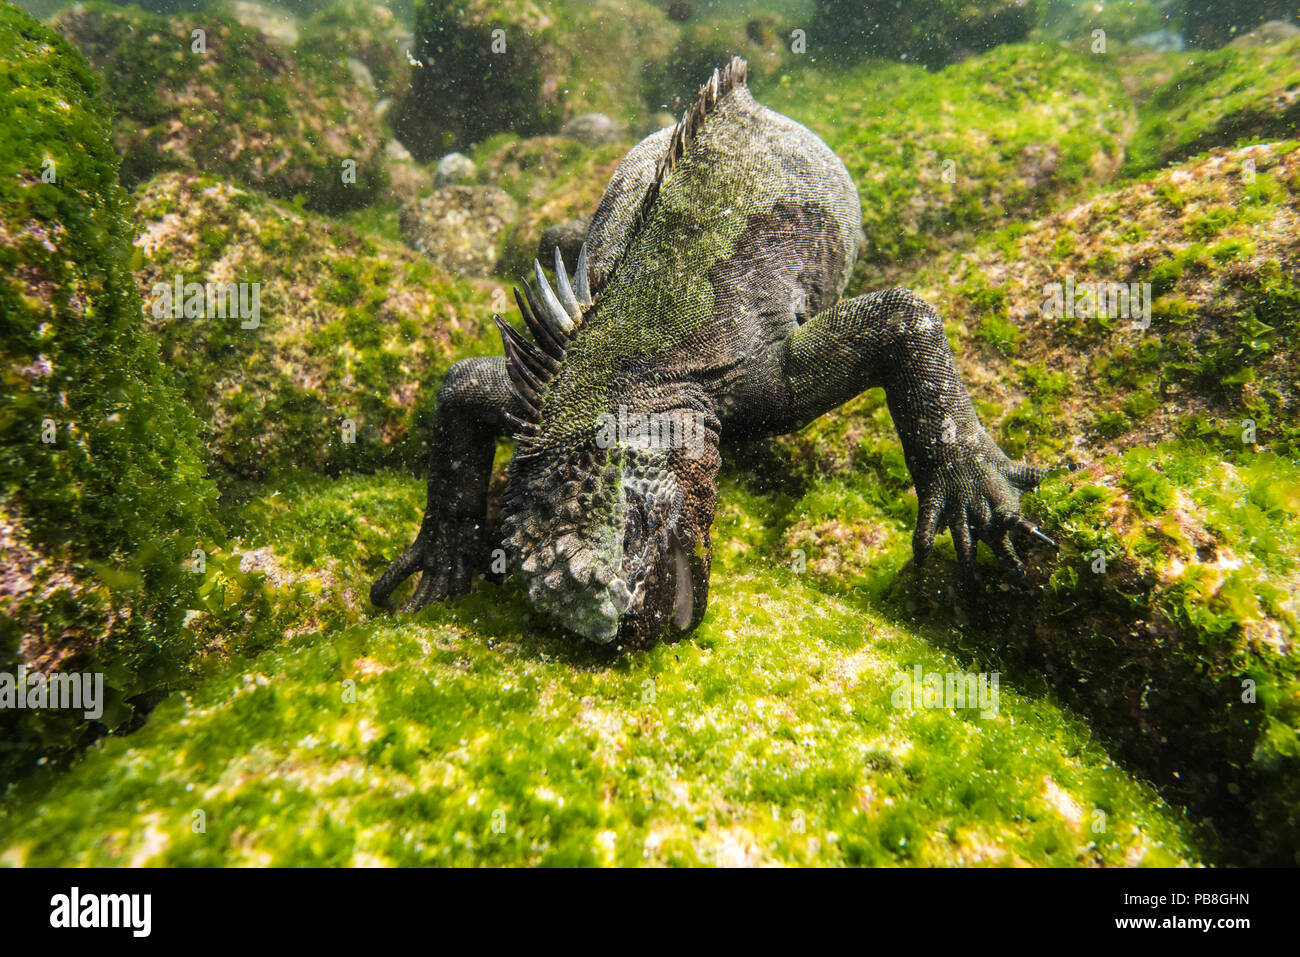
779 288 1058 595
371 356 525 611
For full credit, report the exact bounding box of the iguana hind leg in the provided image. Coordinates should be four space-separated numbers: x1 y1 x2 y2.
777 288 1061 596
371 356 525 612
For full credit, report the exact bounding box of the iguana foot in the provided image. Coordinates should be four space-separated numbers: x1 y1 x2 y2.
370 516 485 612
912 438 1061 600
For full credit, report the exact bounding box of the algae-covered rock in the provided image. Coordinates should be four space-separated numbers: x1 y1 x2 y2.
216 0 301 45
647 10 799 109
399 185 518 276
763 43 1134 276
774 141 1300 863
810 0 1045 68
131 171 502 479
921 142 1298 463
434 152 477 188
1184 0 1298 48
884 440 1300 864
395 0 677 161
296 0 407 98
0 470 1199 866
1124 35 1300 174
51 1 386 211
475 134 633 281
0 4 223 780
1034 0 1170 48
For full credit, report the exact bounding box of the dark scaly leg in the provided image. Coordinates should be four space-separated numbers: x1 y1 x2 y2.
779 289 1062 598
371 356 526 611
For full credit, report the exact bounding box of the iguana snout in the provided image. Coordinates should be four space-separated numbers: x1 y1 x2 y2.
501 431 716 649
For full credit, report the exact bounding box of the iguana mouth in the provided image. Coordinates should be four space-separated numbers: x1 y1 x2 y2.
670 536 694 631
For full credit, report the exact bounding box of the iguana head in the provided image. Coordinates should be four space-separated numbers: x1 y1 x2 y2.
501 428 718 648
495 249 720 649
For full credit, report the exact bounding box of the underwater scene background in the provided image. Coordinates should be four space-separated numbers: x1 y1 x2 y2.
1 0 1298 866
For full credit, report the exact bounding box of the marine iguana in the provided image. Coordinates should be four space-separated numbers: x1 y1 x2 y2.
371 57 1058 649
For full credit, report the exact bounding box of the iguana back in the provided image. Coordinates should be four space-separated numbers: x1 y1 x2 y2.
538 58 863 446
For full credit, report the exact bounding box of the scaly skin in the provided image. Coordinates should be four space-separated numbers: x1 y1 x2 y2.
371 58 1059 649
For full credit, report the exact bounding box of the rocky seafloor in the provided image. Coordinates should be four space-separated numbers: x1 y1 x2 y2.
0 0 1297 866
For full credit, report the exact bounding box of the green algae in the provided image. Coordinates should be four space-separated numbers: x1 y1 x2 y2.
0 3 234 781
1124 35 1300 174
763 43 1133 277
131 171 503 480
885 440 1300 864
0 470 1197 866
52 1 387 211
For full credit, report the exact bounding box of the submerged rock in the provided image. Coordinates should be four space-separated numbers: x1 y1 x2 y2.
131 171 501 479
1124 35 1300 173
476 134 632 281
0 5 223 781
763 43 1134 276
51 1 387 212
778 141 1300 863
394 0 678 161
539 214 593 274
297 0 407 98
559 113 625 147
811 0 1044 69
218 0 300 45
434 152 478 188
1129 29 1186 52
385 140 435 206
1229 19 1300 47
399 185 519 276
0 468 1201 866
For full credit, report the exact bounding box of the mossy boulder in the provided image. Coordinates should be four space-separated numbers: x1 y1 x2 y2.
394 0 677 162
398 185 518 277
774 141 1300 863
810 0 1046 69
912 142 1299 464
882 440 1300 865
215 0 301 46
763 43 1134 277
1123 34 1300 174
296 0 407 98
0 471 1198 865
473 134 634 281
646 10 799 110
131 171 502 480
0 3 235 781
1184 0 1298 48
51 1 386 211
1034 0 1170 48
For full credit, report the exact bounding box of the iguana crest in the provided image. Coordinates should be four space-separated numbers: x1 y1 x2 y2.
496 56 751 451
612 55 749 289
